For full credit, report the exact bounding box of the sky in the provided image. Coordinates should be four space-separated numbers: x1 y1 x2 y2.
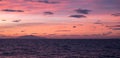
0 0 120 39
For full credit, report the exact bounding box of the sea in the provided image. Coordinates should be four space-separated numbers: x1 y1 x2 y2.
0 39 120 58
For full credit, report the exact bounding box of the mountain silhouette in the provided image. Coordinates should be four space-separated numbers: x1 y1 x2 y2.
17 35 46 39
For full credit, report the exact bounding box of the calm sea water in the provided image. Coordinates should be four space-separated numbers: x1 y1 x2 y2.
0 39 120 58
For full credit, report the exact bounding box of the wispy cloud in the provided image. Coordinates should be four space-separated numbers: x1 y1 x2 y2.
102 31 112 36
12 19 21 22
91 34 102 36
112 13 120 16
107 25 120 28
94 20 103 24
0 31 4 32
56 30 71 32
31 33 38 34
107 24 120 30
0 34 7 38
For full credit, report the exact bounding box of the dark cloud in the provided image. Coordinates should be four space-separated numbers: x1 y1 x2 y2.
69 15 86 18
26 0 59 4
44 11 54 15
75 8 91 14
112 13 120 16
12 19 21 22
107 25 120 28
1 9 24 12
73 26 77 28
56 30 71 32
112 28 120 30
21 30 25 32
38 0 59 4
1 19 6 21
112 25 120 27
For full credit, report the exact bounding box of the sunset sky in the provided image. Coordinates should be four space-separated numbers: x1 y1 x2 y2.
0 0 120 39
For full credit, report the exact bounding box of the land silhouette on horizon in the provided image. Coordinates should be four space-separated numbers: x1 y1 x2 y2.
0 35 119 39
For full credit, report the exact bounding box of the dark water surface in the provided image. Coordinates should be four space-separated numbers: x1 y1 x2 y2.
0 39 120 58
